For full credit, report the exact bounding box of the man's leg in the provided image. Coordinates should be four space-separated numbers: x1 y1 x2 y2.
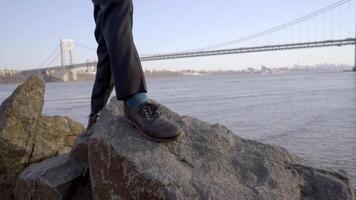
92 0 182 142
100 0 147 100
89 4 114 127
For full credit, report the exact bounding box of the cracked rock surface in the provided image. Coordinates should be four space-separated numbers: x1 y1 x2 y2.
86 99 355 200
0 75 84 200
14 96 356 200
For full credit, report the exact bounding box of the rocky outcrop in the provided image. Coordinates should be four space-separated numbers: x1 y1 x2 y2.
15 154 91 200
0 75 45 175
15 98 356 200
31 116 84 163
0 75 84 199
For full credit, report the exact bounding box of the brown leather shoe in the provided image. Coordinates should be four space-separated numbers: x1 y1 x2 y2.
124 101 182 142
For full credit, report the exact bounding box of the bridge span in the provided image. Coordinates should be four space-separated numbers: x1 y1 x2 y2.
140 39 355 61
22 38 356 74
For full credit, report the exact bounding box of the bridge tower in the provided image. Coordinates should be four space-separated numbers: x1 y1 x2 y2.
354 16 356 72
354 39 356 71
354 28 356 71
60 39 76 81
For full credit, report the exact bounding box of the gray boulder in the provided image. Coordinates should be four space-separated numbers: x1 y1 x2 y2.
15 154 92 200
86 99 355 200
14 98 356 200
0 75 84 199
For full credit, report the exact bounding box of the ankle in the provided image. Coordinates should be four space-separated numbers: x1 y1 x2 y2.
125 92 149 109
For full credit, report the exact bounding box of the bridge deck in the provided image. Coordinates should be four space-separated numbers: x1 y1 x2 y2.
141 39 355 61
22 38 355 73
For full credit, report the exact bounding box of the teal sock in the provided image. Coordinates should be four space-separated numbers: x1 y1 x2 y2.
125 92 149 109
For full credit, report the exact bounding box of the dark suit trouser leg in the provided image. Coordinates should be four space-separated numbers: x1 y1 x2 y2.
90 0 147 115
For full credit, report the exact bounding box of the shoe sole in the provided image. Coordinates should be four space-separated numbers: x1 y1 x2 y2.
124 117 183 143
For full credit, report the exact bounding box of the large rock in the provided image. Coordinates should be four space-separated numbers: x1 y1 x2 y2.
31 115 85 163
0 75 84 199
86 99 355 200
0 75 45 174
15 98 356 200
15 154 92 200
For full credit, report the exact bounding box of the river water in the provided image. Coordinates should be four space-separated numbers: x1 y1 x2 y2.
1 71 356 185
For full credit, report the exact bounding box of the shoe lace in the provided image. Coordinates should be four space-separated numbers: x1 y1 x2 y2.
138 102 161 122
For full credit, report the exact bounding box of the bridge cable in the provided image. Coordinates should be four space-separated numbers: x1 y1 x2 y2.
39 45 60 68
45 53 61 69
53 0 353 61
186 0 351 52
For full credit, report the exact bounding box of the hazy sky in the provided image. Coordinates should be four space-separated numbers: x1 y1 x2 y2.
0 0 355 70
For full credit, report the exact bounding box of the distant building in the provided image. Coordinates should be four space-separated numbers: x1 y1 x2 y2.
0 69 19 77
261 65 272 73
246 67 255 73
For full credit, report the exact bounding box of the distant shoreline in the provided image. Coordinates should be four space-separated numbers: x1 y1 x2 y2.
0 66 352 85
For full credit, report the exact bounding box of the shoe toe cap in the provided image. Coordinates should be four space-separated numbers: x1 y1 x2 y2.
153 119 182 139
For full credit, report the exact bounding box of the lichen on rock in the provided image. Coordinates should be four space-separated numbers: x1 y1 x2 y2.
0 75 84 199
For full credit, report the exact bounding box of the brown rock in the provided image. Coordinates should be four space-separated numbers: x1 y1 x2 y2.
0 174 17 200
31 116 85 163
0 75 84 199
0 75 45 174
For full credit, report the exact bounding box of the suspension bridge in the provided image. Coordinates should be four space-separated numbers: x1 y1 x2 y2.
23 0 356 81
